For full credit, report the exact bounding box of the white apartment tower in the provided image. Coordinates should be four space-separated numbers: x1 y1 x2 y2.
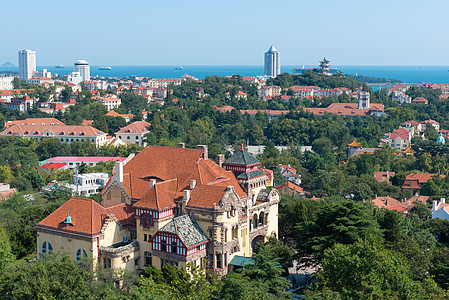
18 50 36 80
74 60 90 82
264 45 281 78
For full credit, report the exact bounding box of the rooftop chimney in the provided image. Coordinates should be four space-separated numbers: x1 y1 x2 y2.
183 190 190 202
190 179 196 190
442 198 446 204
216 154 225 168
177 142 185 149
149 179 156 189
196 145 208 160
433 200 438 212
115 161 123 183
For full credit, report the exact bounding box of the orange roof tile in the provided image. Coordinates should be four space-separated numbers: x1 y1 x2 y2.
37 197 134 236
113 146 247 209
0 124 106 137
371 196 400 208
116 121 151 134
5 118 64 128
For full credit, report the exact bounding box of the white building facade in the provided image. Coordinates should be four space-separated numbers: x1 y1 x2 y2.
18 50 36 80
74 60 90 82
0 75 14 90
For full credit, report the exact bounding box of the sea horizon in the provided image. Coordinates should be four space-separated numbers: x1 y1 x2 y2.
1 65 449 84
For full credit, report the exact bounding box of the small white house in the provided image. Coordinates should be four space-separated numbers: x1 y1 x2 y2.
63 173 109 196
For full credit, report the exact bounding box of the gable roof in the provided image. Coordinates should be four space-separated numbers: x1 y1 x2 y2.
36 197 135 236
134 179 178 210
155 214 208 248
113 146 246 209
371 196 400 208
115 121 151 134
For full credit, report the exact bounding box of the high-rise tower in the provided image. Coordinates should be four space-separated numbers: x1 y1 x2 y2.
74 60 90 82
264 45 280 78
18 50 36 80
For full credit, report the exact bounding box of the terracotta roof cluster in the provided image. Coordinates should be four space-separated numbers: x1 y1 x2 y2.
113 146 247 210
371 195 428 215
402 173 445 190
5 118 64 128
0 124 106 137
0 89 34 96
116 121 151 134
36 197 135 236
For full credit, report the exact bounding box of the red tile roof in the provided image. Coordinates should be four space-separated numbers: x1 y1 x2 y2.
0 124 106 137
5 118 64 128
116 121 151 134
48 156 126 163
113 146 247 209
81 120 93 126
402 120 420 126
373 171 395 183
39 163 67 170
135 179 178 210
371 196 400 208
37 197 135 237
105 111 134 118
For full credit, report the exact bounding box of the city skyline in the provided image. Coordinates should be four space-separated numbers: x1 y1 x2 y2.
1 0 449 66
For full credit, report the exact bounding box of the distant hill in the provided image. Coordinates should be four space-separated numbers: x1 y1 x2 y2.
1 62 15 67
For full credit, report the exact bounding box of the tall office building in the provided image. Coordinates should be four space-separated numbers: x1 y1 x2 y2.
74 60 90 82
18 50 36 80
264 45 280 78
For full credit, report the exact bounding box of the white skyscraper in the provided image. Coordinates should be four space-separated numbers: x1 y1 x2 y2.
264 45 280 78
74 60 90 82
18 50 36 80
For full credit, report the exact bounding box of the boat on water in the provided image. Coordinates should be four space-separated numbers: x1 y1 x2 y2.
55 65 64 69
175 67 184 70
98 66 112 70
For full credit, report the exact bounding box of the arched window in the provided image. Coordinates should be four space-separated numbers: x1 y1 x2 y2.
259 212 265 227
76 248 88 261
42 242 53 255
252 214 258 229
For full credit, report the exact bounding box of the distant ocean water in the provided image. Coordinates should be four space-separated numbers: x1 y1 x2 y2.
1 65 449 84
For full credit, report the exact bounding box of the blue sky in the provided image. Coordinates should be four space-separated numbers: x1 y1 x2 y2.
1 0 448 66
